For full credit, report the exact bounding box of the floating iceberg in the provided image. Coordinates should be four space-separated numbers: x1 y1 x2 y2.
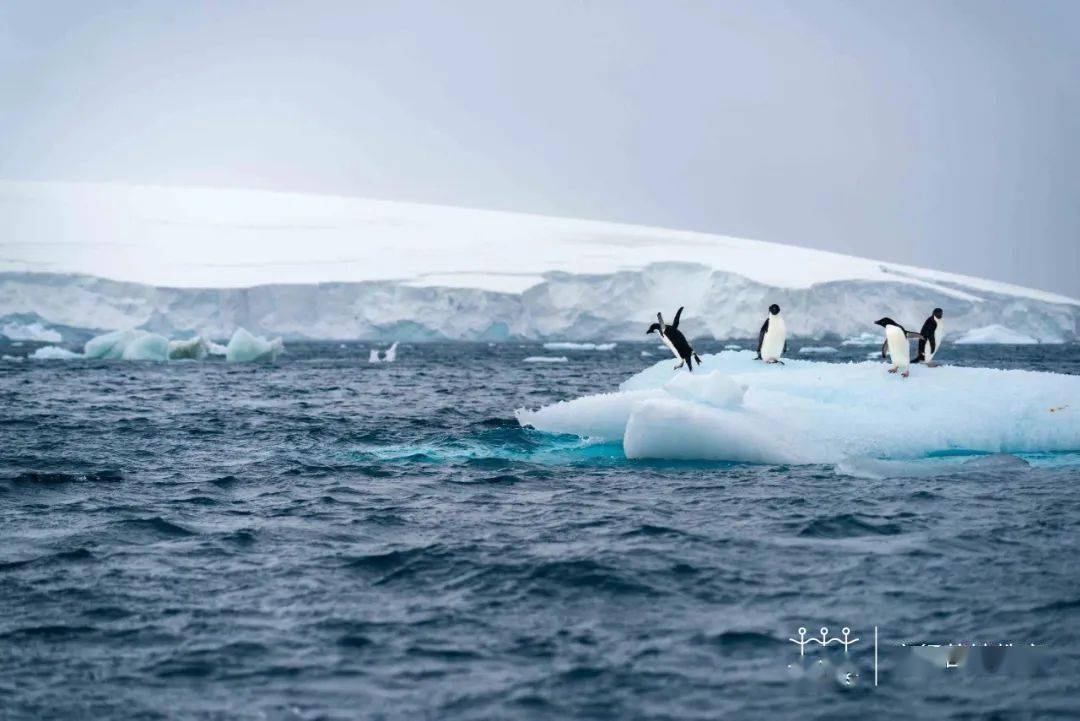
168 336 211 360
121 332 169 361
29 345 81 360
225 328 284 363
515 351 1080 464
83 329 169 360
543 342 617 351
524 356 568 363
956 325 1039 345
798 346 838 354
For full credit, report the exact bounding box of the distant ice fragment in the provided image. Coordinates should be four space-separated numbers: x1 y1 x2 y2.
798 346 837 354
225 328 284 363
524 356 569 363
842 333 881 346
724 344 742 350
1 321 61 343
368 342 398 363
956 325 1039 345
543 342 616 351
29 345 81 360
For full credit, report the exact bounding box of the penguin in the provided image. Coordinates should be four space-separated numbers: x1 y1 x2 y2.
914 308 944 366
756 303 787 364
647 306 702 372
874 317 923 377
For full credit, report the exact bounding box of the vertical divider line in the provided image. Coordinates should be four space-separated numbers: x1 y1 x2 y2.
874 626 879 687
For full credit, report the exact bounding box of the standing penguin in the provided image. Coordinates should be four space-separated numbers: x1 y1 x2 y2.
914 308 944 366
756 304 787 364
874 317 923 377
647 306 702 372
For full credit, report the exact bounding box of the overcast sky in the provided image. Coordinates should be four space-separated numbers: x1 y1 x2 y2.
1 0 1077 295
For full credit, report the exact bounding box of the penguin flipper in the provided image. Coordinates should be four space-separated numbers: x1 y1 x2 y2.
881 340 889 359
672 306 684 329
756 318 768 359
905 331 923 340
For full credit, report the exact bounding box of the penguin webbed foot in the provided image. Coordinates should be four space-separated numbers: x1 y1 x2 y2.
888 366 899 374
901 370 910 378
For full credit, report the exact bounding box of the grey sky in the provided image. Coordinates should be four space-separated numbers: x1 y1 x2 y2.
1 0 1077 295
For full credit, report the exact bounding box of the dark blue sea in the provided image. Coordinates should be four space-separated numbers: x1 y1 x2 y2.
2 340 1079 720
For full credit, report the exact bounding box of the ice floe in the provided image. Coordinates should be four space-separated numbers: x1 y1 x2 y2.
524 356 569 363
798 346 838 354
515 350 1080 464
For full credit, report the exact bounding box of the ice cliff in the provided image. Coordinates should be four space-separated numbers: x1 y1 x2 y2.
1 182 1075 342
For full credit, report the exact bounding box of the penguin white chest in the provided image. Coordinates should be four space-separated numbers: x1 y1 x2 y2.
885 325 910 367
659 331 680 360
760 315 786 360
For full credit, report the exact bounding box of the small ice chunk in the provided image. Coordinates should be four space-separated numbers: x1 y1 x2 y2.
640 351 653 357
798 346 837 354
524 356 568 363
168 336 210 360
29 345 81 360
841 333 881 346
724 344 742 350
225 328 284 363
543 342 616 351
383 342 399 362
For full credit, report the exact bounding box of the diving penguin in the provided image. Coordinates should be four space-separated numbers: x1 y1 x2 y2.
756 304 787 364
647 306 702 372
914 308 944 366
874 317 923 377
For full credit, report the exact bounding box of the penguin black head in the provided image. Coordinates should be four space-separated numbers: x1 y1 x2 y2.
874 317 896 328
646 322 661 335
933 308 943 319
769 304 780 315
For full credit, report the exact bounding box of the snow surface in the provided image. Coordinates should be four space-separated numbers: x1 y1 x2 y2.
1 182 1076 342
955 325 1040 345
515 351 1080 464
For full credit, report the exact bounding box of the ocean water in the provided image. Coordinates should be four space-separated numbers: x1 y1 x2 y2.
2 340 1079 720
